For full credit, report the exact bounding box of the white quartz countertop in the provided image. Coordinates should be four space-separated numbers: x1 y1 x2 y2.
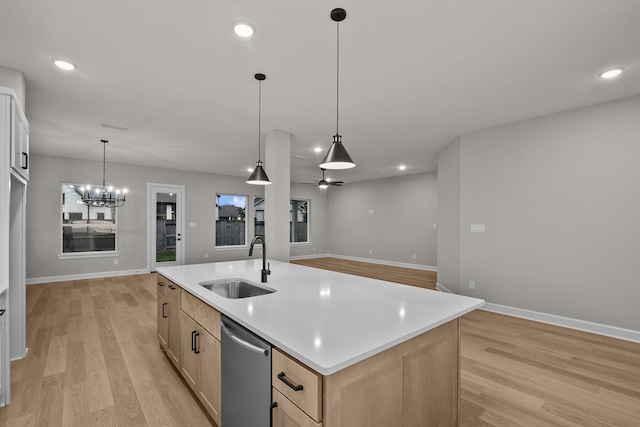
157 260 484 375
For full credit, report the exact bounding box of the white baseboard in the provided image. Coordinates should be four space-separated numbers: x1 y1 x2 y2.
323 253 437 272
481 302 640 344
434 282 640 344
27 268 151 285
289 253 331 261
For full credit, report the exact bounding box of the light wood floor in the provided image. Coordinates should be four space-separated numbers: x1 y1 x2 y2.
2 260 639 426
291 257 437 290
0 274 212 427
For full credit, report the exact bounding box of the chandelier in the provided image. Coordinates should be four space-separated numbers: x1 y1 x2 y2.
80 139 127 208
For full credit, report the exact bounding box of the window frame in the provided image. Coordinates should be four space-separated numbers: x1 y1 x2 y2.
58 183 120 259
290 198 310 245
215 193 249 250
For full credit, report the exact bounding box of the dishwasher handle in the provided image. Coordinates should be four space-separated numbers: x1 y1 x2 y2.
221 319 270 356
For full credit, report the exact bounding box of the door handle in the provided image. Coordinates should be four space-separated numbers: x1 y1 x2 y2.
161 303 167 318
22 152 28 169
192 330 200 354
220 320 270 356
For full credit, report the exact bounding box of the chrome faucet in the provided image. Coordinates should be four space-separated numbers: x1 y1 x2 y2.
249 236 271 283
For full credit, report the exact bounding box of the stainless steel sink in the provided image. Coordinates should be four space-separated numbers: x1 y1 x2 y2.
199 278 276 299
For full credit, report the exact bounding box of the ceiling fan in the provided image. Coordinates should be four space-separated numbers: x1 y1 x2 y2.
312 168 344 189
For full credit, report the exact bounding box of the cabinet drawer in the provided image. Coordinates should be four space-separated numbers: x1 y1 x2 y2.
273 388 322 427
156 273 169 296
273 348 322 422
181 290 220 340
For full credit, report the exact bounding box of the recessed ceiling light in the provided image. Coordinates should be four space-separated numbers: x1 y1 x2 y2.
247 167 254 173
399 165 407 171
53 59 76 71
314 147 323 153
599 68 624 79
234 23 255 38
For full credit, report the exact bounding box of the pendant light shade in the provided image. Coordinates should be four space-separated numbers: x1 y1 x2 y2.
320 134 354 170
247 160 270 184
247 73 272 185
320 8 355 170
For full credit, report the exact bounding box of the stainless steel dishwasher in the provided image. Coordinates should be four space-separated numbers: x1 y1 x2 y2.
221 315 272 427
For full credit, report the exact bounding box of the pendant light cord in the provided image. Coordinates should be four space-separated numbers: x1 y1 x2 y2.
336 20 340 135
258 79 262 161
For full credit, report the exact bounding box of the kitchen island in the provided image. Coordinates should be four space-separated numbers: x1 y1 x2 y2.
157 259 483 426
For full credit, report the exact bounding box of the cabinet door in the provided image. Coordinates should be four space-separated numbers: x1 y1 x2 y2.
157 290 169 349
198 329 221 425
10 99 29 180
166 283 181 367
180 312 199 389
273 389 322 427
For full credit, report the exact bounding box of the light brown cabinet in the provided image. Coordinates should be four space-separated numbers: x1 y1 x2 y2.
272 349 322 423
322 318 459 427
273 388 322 427
166 281 181 367
157 290 168 348
179 289 221 425
156 275 180 368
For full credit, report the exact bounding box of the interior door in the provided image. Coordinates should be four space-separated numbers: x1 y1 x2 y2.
149 184 185 272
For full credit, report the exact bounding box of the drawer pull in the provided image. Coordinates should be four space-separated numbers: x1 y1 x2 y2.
277 372 304 392
192 330 200 354
161 302 167 318
157 282 164 287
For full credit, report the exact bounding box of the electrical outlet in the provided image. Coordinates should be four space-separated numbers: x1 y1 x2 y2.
469 280 475 290
412 254 417 259
114 259 118 265
369 249 373 255
204 253 209 259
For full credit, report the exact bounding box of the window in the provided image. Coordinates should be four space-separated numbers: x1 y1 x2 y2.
250 198 310 244
61 184 117 254
254 196 265 238
216 194 247 247
290 199 309 243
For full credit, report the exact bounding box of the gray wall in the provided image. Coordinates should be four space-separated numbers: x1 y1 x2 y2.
26 154 331 280
326 172 438 268
438 95 640 330
437 138 461 293
290 183 328 259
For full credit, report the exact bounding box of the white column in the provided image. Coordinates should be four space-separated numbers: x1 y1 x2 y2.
264 129 290 262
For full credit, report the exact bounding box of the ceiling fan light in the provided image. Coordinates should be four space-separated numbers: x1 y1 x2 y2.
320 135 355 169
247 161 272 185
319 181 329 189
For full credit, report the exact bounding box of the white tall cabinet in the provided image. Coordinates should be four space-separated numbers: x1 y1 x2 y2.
0 86 29 407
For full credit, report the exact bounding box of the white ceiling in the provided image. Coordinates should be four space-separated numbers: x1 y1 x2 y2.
1 0 639 185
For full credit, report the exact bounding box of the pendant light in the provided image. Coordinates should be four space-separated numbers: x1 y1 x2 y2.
247 73 272 185
80 140 127 208
320 8 356 170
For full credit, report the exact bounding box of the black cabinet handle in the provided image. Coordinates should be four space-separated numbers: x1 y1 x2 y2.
168 285 176 290
270 402 278 409
156 282 164 287
277 372 304 392
22 152 28 170
191 331 200 354
161 303 167 318
0 309 5 316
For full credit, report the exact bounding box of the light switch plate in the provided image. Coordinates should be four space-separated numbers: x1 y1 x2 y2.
470 224 485 233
